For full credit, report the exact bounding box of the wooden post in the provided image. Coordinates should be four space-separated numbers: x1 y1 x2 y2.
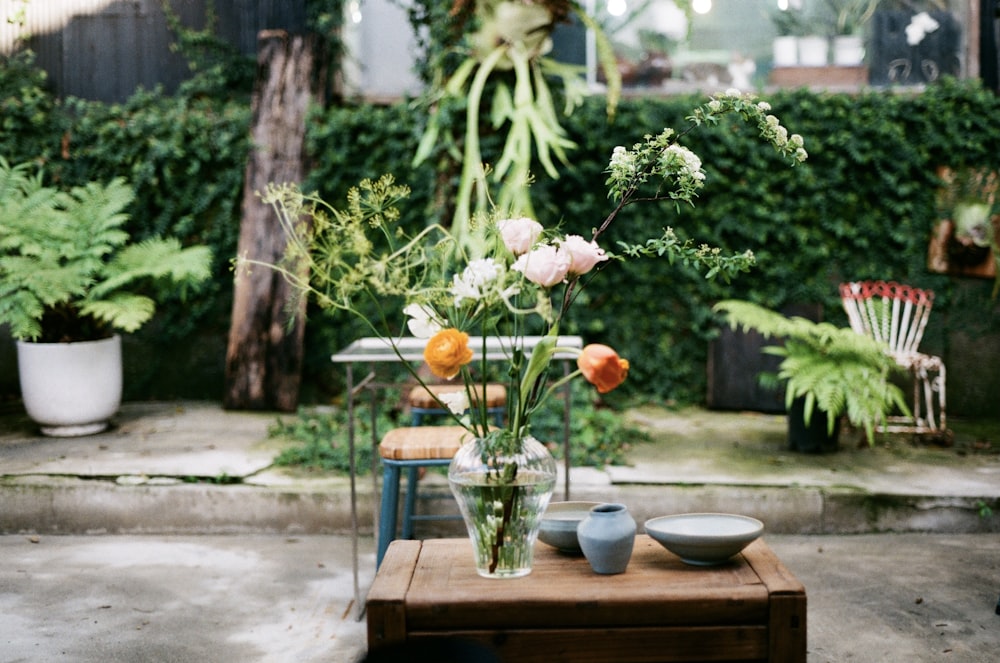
224 30 319 411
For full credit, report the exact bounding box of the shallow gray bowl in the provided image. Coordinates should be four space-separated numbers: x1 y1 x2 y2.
644 513 764 566
537 501 601 553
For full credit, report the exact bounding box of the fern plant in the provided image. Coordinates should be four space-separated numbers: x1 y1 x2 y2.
0 157 213 342
713 300 911 445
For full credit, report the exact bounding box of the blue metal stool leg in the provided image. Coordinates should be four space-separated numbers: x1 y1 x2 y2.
377 462 402 568
401 465 420 539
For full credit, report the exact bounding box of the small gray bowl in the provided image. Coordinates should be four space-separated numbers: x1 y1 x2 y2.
644 513 764 566
538 501 601 553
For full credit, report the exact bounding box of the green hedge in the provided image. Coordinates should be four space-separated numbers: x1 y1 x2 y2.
3 51 999 409
1 54 250 397
306 81 1000 406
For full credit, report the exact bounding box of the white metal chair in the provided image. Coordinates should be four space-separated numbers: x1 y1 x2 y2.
839 280 947 435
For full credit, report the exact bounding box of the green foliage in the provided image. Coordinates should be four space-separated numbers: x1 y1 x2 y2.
0 157 213 342
50 90 250 343
4 40 1000 412
161 0 256 100
269 405 394 475
269 390 646 473
0 51 58 164
714 299 910 444
529 390 650 467
299 80 1000 409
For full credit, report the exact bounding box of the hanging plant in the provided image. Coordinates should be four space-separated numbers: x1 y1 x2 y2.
412 0 621 251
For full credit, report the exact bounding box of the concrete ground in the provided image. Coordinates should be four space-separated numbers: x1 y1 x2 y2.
3 401 1000 662
3 533 1000 662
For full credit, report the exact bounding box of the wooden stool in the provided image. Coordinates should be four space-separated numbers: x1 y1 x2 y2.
407 383 506 426
376 425 474 567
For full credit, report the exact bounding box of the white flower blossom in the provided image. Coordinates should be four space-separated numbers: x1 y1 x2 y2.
451 258 505 304
774 125 789 146
665 144 705 181
438 391 469 415
403 303 444 338
608 145 637 179
725 88 741 97
757 101 771 112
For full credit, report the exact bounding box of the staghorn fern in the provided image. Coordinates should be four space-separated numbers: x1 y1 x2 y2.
0 156 212 342
714 300 911 445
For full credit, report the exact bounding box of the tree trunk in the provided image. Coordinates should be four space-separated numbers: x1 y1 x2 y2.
224 31 320 411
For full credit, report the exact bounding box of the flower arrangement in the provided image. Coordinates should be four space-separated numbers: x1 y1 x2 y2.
239 89 806 575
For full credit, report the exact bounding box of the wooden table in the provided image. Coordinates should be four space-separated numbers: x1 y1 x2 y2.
367 536 806 663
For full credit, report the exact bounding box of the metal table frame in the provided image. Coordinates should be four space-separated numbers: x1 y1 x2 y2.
330 335 583 617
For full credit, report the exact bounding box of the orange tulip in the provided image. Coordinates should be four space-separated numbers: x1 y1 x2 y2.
424 328 474 379
577 344 629 394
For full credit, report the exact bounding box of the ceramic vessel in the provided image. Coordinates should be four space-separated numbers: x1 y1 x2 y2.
832 35 865 66
772 36 799 67
645 513 764 566
797 35 829 66
16 335 122 436
577 503 636 574
538 501 601 554
448 434 557 578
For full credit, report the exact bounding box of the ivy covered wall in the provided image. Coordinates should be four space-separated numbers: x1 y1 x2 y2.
2 54 999 415
305 80 1000 415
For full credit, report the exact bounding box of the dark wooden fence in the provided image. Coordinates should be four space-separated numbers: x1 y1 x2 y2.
0 0 306 102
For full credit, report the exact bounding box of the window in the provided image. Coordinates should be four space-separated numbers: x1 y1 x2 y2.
588 0 978 91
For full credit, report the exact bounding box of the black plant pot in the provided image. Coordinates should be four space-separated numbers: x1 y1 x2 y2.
787 397 840 454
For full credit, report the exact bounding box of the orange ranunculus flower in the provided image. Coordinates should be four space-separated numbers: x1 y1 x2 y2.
577 344 629 394
424 328 474 379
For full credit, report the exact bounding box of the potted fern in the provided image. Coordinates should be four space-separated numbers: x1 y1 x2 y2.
714 300 911 452
0 157 212 436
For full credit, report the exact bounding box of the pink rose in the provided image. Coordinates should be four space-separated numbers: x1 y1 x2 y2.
512 244 571 287
497 217 543 255
561 235 608 275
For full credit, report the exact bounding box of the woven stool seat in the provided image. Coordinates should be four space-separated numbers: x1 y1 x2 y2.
378 425 474 461
407 384 507 409
376 425 482 567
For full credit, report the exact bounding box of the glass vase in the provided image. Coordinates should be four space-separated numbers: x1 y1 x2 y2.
448 434 557 578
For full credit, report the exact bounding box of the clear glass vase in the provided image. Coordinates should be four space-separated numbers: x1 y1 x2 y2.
448 434 557 578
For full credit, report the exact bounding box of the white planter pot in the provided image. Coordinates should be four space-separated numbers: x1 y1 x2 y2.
772 36 799 67
16 335 123 437
832 35 865 66
797 35 829 67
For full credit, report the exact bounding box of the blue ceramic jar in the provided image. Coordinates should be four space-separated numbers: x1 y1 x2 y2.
577 503 636 574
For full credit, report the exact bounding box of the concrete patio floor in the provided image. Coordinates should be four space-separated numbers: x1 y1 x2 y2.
2 400 1000 661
